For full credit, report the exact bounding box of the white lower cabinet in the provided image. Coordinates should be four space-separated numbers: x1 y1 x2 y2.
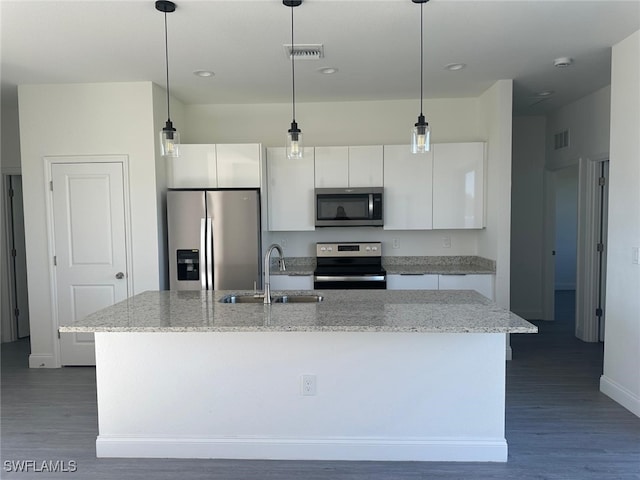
269 275 313 290
386 274 438 290
438 274 494 300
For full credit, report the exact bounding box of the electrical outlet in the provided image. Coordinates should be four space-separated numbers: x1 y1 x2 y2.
392 238 400 249
633 247 640 265
301 374 317 396
443 236 452 248
281 238 288 247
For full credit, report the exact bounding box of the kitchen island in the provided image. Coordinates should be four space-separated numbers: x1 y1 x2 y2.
59 289 536 462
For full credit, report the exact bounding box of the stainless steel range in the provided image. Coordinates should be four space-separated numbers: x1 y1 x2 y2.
313 242 386 289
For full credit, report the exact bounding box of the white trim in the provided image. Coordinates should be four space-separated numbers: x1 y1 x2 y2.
28 354 57 369
96 435 508 462
600 375 640 418
42 155 133 368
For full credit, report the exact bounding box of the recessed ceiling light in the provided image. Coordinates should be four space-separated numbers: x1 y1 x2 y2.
444 63 466 71
318 67 338 75
193 70 215 78
553 57 573 68
535 90 555 97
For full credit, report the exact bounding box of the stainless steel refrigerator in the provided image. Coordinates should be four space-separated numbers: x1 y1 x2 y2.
167 189 262 290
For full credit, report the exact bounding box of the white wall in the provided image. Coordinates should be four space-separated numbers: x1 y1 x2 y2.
477 80 513 310
510 116 546 319
600 30 640 417
18 82 167 367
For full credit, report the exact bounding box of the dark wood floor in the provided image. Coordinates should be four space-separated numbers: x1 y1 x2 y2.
2 291 639 479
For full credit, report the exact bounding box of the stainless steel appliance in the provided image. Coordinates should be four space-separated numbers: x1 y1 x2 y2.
315 187 383 227
167 189 262 290
313 242 386 289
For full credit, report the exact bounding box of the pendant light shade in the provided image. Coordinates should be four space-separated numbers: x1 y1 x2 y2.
284 0 303 159
156 0 180 158
411 0 431 154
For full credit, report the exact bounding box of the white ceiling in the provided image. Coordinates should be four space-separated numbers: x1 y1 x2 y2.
2 0 639 115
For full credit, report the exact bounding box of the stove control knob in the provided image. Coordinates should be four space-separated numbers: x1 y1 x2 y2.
320 247 326 252
328 247 333 251
372 246 378 251
365 246 371 251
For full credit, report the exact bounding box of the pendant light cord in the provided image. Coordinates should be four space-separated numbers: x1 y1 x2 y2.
164 11 171 121
419 2 424 116
290 4 296 122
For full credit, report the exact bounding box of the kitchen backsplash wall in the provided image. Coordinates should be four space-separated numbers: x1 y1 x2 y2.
262 229 480 258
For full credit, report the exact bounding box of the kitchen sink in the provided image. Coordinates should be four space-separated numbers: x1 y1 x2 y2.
274 295 324 303
219 295 268 304
219 294 324 304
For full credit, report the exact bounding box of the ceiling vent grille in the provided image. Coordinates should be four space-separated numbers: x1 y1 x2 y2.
554 129 570 150
283 44 324 60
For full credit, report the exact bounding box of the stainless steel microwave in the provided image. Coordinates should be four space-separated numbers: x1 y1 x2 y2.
315 187 383 227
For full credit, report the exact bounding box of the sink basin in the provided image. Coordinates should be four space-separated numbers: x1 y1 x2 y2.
219 295 268 304
274 295 324 303
219 294 324 304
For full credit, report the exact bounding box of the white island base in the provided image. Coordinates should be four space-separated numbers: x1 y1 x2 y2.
95 331 508 462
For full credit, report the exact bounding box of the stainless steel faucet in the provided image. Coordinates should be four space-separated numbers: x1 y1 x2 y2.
263 243 286 304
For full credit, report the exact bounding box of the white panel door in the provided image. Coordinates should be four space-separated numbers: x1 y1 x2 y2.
383 145 433 230
348 145 383 187
52 162 129 365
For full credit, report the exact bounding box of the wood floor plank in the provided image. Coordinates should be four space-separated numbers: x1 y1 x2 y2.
2 291 639 479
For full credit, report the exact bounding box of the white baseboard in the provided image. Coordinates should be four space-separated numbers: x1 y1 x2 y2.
96 435 508 462
28 354 57 368
600 375 640 418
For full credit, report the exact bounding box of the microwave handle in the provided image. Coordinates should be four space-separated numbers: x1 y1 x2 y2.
368 194 374 219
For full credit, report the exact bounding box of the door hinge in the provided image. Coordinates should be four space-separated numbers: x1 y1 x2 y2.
596 307 603 317
53 255 57 266
57 330 61 339
49 181 54 191
8 188 14 198
597 243 604 253
11 249 17 257
598 177 606 186
14 308 20 317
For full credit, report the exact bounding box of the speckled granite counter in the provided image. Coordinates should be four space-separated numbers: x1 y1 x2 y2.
59 289 535 334
270 255 496 276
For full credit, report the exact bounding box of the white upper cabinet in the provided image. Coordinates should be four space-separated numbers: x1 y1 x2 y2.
267 147 315 231
314 145 383 188
432 142 485 229
167 144 262 189
348 145 384 187
216 144 262 188
168 144 217 188
383 145 433 230
314 146 349 187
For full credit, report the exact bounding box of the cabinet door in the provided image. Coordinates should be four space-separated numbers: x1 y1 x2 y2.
383 145 433 230
438 274 494 300
216 144 261 188
432 142 485 229
349 146 383 187
314 146 349 188
387 274 438 290
269 275 314 290
167 144 217 188
267 147 315 231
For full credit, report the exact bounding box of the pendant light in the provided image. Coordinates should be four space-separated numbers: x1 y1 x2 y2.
284 0 303 159
411 0 431 154
156 0 180 158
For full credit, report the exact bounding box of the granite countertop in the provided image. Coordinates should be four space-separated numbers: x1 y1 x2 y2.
271 256 496 276
59 289 536 334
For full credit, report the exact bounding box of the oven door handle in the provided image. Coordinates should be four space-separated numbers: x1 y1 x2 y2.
314 275 386 282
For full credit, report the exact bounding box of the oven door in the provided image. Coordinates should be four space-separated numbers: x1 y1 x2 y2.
313 274 387 290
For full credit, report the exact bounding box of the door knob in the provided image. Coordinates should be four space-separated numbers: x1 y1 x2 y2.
115 272 125 279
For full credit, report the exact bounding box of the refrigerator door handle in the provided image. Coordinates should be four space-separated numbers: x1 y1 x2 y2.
206 218 214 289
200 218 207 289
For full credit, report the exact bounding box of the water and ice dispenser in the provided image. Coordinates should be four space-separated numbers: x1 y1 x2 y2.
176 249 200 281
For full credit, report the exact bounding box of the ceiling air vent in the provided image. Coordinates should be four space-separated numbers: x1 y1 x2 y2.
283 44 324 60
